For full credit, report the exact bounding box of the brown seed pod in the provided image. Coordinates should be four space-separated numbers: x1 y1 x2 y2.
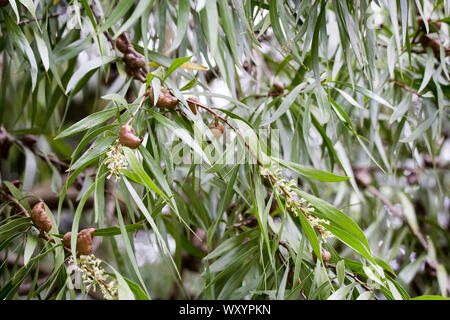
63 228 96 255
418 17 441 32
123 49 146 69
77 228 96 255
187 97 200 115
116 33 130 53
210 122 225 139
312 248 331 263
269 81 285 96
30 201 52 233
124 51 137 66
119 125 142 149
147 87 179 109
321 249 331 262
133 54 146 68
62 232 72 248
125 64 138 78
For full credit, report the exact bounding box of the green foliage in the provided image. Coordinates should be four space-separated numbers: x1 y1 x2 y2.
0 0 449 300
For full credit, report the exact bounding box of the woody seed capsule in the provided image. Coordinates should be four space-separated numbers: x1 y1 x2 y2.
312 248 331 262
63 228 96 255
147 87 178 109
210 122 224 139
30 201 52 232
119 125 142 149
116 34 130 53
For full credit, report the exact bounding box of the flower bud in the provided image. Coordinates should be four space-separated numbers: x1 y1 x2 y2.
321 249 331 262
119 125 142 149
30 201 52 233
210 122 224 139
312 248 331 262
63 228 96 255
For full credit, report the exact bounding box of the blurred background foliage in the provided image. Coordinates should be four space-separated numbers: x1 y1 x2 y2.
0 0 449 300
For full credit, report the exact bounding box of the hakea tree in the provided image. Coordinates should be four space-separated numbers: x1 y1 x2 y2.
0 0 449 300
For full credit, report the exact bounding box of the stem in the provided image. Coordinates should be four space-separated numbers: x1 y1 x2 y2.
125 95 147 126
16 10 68 25
325 263 378 299
0 189 29 217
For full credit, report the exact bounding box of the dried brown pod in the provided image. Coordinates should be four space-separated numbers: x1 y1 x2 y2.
116 33 130 53
321 249 331 262
124 51 137 66
210 122 225 139
132 53 146 68
62 232 72 248
312 248 331 263
147 87 178 109
119 125 142 149
77 228 96 255
418 17 441 32
187 97 200 115
419 35 450 59
30 201 52 233
123 49 146 69
269 81 285 96
125 64 138 77
62 228 96 255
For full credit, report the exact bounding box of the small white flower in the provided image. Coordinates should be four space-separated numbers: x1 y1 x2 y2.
66 254 118 300
105 144 128 181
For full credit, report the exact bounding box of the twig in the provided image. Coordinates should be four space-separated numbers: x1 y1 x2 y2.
325 263 378 298
364 185 429 251
17 10 68 25
0 189 29 217
125 95 147 126
389 78 423 98
277 240 376 297
89 3 116 49
275 243 307 300
227 216 257 230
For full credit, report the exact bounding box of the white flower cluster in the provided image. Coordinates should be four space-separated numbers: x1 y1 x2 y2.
261 161 333 241
105 144 127 181
310 216 333 241
67 254 118 300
